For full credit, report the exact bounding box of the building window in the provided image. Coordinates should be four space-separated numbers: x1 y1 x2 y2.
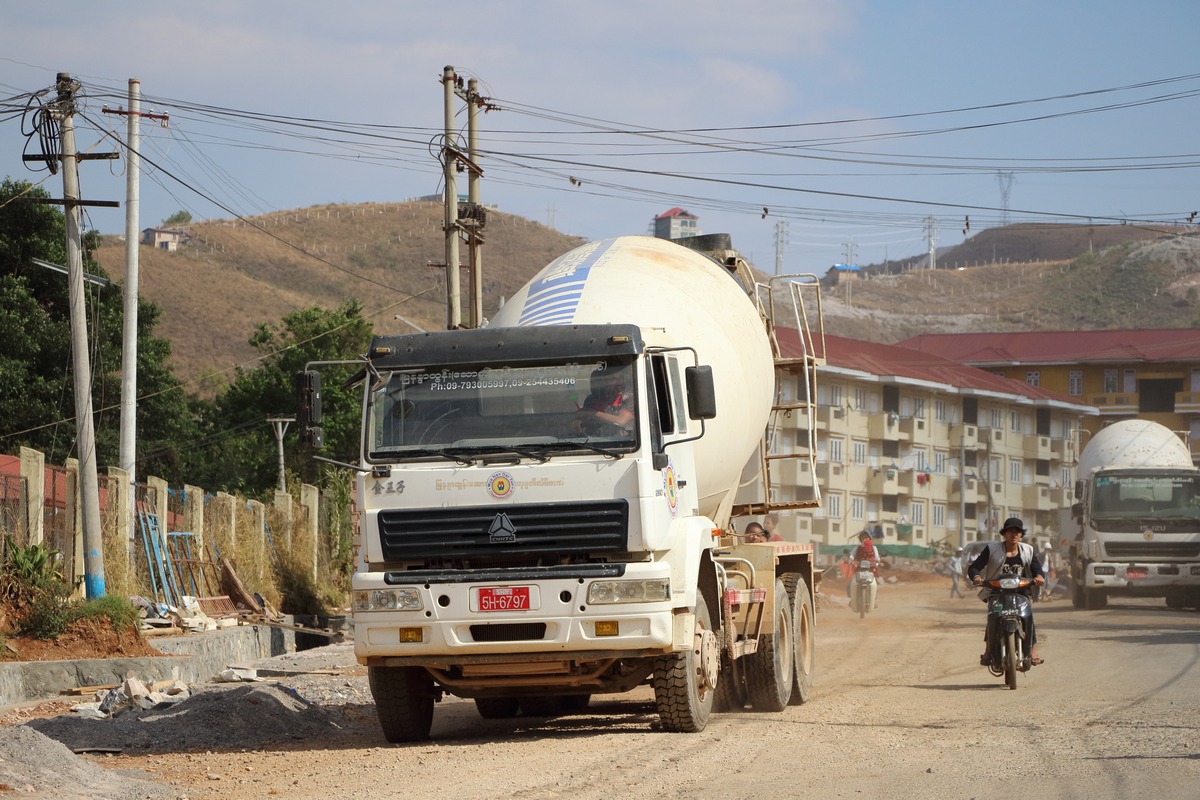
852 440 867 465
934 450 947 474
1009 458 1022 484
851 495 866 521
1068 370 1083 396
913 397 926 419
933 503 945 528
989 456 1002 481
1123 369 1136 393
1010 410 1020 432
826 493 842 520
1104 369 1118 393
990 408 1002 429
910 501 925 525
1026 371 1040 387
934 399 947 422
829 437 844 464
830 384 844 407
854 387 867 410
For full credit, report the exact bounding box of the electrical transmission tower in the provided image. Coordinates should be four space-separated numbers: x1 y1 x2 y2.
925 216 937 271
774 220 789 276
996 170 1016 228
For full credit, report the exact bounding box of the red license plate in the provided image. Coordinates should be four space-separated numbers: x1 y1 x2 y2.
1127 567 1148 579
477 586 531 612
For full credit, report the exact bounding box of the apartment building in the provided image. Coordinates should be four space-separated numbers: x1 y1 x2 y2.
769 334 1095 552
901 329 1200 464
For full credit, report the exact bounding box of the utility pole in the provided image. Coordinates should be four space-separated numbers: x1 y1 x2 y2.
925 216 938 271
959 430 967 548
441 66 461 329
457 77 489 328
842 239 857 307
267 417 294 493
57 73 107 599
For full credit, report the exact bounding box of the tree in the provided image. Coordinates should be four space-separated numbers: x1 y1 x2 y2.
0 178 200 483
192 301 372 495
162 210 192 226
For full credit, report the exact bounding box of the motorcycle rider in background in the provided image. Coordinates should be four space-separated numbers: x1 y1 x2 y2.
848 530 882 597
969 517 1046 665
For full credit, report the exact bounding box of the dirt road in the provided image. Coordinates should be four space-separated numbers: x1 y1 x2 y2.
14 575 1200 799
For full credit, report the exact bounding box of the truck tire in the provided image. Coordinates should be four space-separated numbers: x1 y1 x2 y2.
519 696 566 717
1165 588 1186 609
1071 580 1085 609
1084 587 1108 610
652 590 717 732
368 666 435 742
562 694 591 713
474 696 520 719
782 573 814 705
746 579 794 712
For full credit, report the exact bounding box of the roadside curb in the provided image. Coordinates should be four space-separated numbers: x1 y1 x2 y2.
0 622 297 710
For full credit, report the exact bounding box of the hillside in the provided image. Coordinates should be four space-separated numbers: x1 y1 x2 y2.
93 201 585 388
93 207 1200 391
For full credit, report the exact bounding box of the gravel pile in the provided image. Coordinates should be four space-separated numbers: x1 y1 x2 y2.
0 725 173 799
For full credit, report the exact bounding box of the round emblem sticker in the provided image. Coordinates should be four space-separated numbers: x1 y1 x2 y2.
487 471 514 500
663 464 678 514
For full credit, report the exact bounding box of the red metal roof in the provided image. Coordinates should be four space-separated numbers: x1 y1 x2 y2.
898 329 1200 366
776 330 1090 407
654 207 696 220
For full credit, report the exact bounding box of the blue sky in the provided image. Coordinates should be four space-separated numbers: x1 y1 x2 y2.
2 1 1197 278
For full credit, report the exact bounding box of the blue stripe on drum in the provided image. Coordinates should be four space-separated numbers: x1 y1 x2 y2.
516 239 615 326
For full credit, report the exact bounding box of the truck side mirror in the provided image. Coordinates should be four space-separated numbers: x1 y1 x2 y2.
1071 502 1083 518
1073 479 1082 500
296 370 323 428
685 365 717 420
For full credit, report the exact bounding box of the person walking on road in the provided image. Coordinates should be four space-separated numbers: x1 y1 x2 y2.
948 547 965 598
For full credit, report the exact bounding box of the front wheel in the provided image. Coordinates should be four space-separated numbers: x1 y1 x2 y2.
858 583 869 618
369 666 435 742
1004 631 1018 690
652 590 718 732
1084 586 1108 610
745 579 794 712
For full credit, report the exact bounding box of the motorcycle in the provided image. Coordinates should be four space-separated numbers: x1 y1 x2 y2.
849 559 877 618
980 576 1034 689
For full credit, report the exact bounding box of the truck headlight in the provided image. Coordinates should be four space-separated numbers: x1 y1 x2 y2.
587 579 670 605
354 588 423 611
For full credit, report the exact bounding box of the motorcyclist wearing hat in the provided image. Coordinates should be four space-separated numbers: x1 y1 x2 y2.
968 517 1047 665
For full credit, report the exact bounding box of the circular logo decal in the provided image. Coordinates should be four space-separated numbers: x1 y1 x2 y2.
663 464 678 514
487 471 514 500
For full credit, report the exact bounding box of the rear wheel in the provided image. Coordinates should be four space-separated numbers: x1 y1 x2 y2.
1084 587 1108 610
782 573 814 706
519 696 566 717
652 590 718 732
746 579 794 712
561 694 591 713
369 666 435 742
1004 632 1018 690
474 696 520 719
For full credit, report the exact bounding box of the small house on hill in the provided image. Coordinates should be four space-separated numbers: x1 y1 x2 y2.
653 208 700 240
141 227 186 251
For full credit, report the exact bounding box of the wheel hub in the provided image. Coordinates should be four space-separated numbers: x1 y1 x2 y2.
696 625 719 691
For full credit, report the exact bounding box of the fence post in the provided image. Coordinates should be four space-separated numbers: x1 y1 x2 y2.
247 499 266 589
106 465 132 577
65 457 84 598
146 475 169 522
18 447 44 547
301 483 320 580
183 484 205 554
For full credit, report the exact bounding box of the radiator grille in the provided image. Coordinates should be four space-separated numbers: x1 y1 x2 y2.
378 500 629 562
1105 542 1200 559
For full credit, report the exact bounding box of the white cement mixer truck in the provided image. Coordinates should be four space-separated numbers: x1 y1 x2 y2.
299 235 823 740
1070 419 1200 610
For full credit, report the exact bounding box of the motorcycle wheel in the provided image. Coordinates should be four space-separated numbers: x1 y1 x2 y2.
858 584 868 618
1004 631 1018 690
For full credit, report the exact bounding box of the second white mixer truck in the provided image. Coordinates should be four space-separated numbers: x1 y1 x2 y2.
1070 419 1200 610
300 235 823 740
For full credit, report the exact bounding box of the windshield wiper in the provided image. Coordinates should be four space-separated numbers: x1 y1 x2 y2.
380 447 476 466
530 440 623 460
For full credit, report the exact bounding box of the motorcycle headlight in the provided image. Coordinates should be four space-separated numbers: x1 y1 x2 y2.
998 577 1021 590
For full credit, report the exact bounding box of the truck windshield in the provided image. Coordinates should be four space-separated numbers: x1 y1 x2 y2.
366 359 638 462
1091 473 1200 520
